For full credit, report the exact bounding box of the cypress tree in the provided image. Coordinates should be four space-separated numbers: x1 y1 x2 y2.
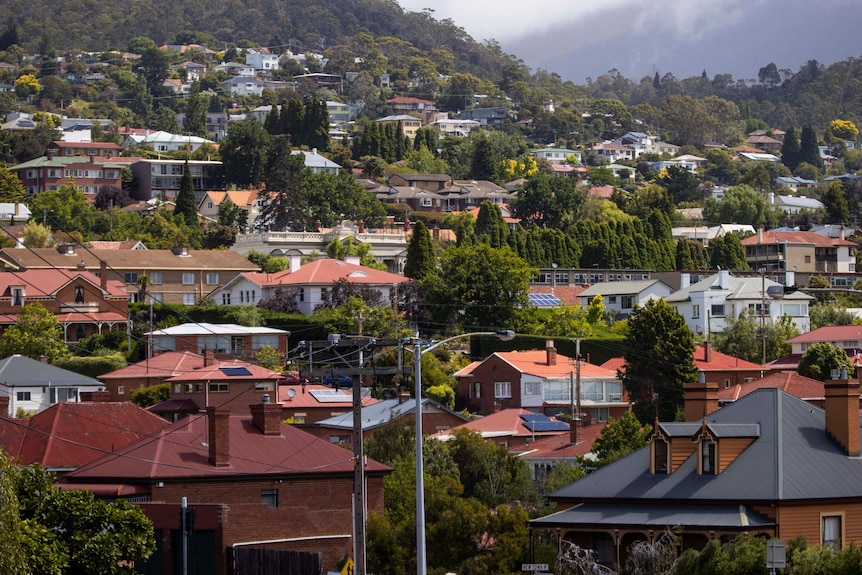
780 126 801 171
799 124 824 170
403 220 436 280
265 104 281 135
475 201 508 249
174 160 198 227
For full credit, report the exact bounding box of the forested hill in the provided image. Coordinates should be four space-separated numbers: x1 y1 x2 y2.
0 0 512 78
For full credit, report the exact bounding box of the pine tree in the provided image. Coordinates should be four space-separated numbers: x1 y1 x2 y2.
404 220 436 280
174 160 199 227
265 104 281 135
799 124 824 170
780 126 801 171
475 200 508 249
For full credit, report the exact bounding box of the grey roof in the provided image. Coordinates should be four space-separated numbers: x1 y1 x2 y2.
0 355 103 388
666 272 813 303
548 388 862 504
579 279 669 298
311 397 468 431
531 502 774 530
145 322 288 336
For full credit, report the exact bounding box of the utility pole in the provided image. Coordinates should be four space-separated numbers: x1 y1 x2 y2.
760 268 767 365
573 338 582 442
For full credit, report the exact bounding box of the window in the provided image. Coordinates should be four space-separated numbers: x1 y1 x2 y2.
182 272 194 285
255 382 274 391
608 296 617 304
209 383 229 392
293 413 307 423
653 438 668 474
710 304 725 317
49 388 78 403
823 515 843 547
420 198 432 207
252 335 279 349
260 488 278 508
701 439 716 474
621 296 633 309
150 293 164 304
298 288 305 302
117 386 124 396
471 381 481 399
805 255 812 263
173 383 183 394
692 305 700 319
11 287 23 306
16 391 31 401
124 272 138 283
183 293 196 305
524 381 541 396
329 435 350 444
149 272 163 284
206 273 219 285
494 381 511 399
222 293 231 305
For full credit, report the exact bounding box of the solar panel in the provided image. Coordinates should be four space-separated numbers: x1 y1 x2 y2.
520 413 547 422
528 293 562 307
219 366 252 376
309 389 350 403
524 420 569 432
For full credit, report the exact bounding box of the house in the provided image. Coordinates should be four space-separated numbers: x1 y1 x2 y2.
770 192 824 213
741 228 857 273
9 153 125 195
212 257 409 315
198 188 260 228
738 151 781 162
578 279 672 318
429 118 480 138
531 147 581 165
374 186 446 213
745 134 783 152
147 323 289 360
293 73 342 92
458 107 508 126
376 114 422 139
215 61 255 77
0 355 105 416
0 393 169 474
519 419 607 481
293 149 342 174
129 158 224 202
98 351 205 401
590 142 635 163
0 245 259 305
326 100 350 126
0 267 130 344
671 224 755 246
122 130 214 153
775 177 818 192
0 203 30 224
387 96 438 123
245 50 280 71
665 270 813 335
301 394 469 446
219 76 266 97
530 376 862 567
777 325 862 371
433 408 573 452
62 402 390 575
454 342 628 421
438 180 514 212
49 140 122 158
278 383 379 424
718 371 826 407
387 173 451 192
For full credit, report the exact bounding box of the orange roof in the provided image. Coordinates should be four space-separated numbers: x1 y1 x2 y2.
694 344 763 370
278 383 378 408
241 259 410 287
529 285 586 306
719 372 826 402
0 268 128 298
788 325 862 344
488 350 617 379
520 421 607 459
165 359 281 383
436 408 566 440
99 351 205 380
741 230 855 248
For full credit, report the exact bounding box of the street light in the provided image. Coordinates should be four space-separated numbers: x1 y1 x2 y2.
406 329 515 575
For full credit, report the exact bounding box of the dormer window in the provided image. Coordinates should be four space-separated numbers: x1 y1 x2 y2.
700 439 716 475
11 287 23 306
652 437 669 474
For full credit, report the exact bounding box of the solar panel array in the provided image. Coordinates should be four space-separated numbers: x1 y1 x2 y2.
520 412 569 432
529 293 562 307
219 366 252 376
309 389 351 403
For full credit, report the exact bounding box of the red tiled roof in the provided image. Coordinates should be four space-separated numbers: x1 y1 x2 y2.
240 259 409 287
65 412 390 481
387 96 434 105
693 344 763 370
601 357 626 373
740 230 856 247
520 421 607 459
486 350 617 379
99 351 205 380
0 268 128 298
587 186 614 198
278 384 378 408
52 141 121 150
718 372 826 402
436 408 567 440
529 285 587 306
787 325 862 344
165 359 281 383
1 402 169 469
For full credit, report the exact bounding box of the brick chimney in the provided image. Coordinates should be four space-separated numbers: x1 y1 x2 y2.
569 414 582 444
703 341 712 363
397 388 411 404
684 371 719 422
0 396 9 418
545 340 557 366
824 370 860 457
250 396 283 436
203 348 215 367
80 390 111 402
207 406 231 466
99 260 107 290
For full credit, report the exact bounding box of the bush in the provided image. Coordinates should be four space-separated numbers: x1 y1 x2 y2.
52 353 126 379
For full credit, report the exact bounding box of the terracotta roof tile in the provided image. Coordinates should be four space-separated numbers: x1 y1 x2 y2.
740 230 856 247
520 421 607 459
718 372 826 402
99 351 205 380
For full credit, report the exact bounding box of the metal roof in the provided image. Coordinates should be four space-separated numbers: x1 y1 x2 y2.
532 502 774 530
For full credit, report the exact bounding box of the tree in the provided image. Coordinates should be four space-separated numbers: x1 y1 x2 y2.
129 383 170 407
712 310 798 364
820 181 849 224
22 220 54 248
0 164 25 203
220 119 272 187
0 302 70 362
0 450 29 574
702 184 766 226
426 244 534 330
403 220 436 281
829 119 858 142
173 160 198 227
798 124 824 170
781 126 801 171
623 299 698 423
183 81 209 138
592 412 652 466
657 164 701 204
660 94 717 147
797 342 853 381
586 294 604 325
709 233 748 270
217 198 248 229
259 136 307 231
474 200 508 248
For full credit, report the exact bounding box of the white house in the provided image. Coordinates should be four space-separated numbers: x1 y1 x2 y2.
122 130 215 153
0 355 105 415
245 51 280 71
666 270 813 335
219 77 266 97
293 149 341 174
531 147 581 165
430 118 480 138
579 279 672 318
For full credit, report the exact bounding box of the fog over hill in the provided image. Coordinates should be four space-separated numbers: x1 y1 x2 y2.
400 0 862 83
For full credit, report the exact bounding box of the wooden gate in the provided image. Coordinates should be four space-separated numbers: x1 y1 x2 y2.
232 548 323 575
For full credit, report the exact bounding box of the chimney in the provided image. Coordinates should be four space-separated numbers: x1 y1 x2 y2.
840 224 846 241
357 220 365 233
758 225 764 244
569 414 582 444
718 269 730 289
397 388 411 404
344 255 361 266
680 272 690 290
99 260 107 290
0 396 9 418
824 370 860 457
289 254 301 273
785 269 795 288
432 225 440 240
703 341 712 363
76 259 86 271
203 348 216 367
250 397 283 436
207 406 231 466
545 340 557 366
684 371 719 422
80 390 111 402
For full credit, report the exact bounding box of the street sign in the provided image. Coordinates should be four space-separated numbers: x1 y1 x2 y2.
522 564 549 572
767 540 786 569
341 558 355 575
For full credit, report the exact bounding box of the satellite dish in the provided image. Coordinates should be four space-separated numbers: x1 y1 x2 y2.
287 388 297 399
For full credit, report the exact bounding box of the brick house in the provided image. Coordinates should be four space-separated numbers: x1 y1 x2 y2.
531 375 862 568
455 342 629 422
9 152 125 195
0 246 260 305
741 228 857 273
147 323 289 360
278 383 378 424
0 267 129 344
98 351 205 401
62 402 390 575
49 140 122 158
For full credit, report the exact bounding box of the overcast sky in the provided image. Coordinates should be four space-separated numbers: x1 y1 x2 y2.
398 0 862 84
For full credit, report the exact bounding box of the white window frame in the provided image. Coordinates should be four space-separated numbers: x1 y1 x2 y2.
182 272 194 285
149 272 163 284
183 293 196 305
494 381 511 399
206 273 219 285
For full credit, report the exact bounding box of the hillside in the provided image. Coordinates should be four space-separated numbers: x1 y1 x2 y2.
0 0 512 80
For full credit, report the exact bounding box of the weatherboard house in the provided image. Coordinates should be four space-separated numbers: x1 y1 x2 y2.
530 374 862 568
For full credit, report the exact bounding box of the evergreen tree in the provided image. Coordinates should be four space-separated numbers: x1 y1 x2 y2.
184 81 210 138
780 126 801 171
475 201 508 249
710 234 748 270
265 104 281 135
259 135 308 231
471 133 497 181
820 180 849 224
799 124 824 170
282 99 304 144
403 220 436 280
173 160 199 227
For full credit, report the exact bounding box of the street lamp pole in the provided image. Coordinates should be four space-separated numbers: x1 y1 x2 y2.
759 267 767 365
410 329 515 575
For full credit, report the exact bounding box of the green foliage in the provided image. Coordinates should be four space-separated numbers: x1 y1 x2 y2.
0 302 70 362
713 310 799 364
809 301 856 329
173 160 198 227
129 383 170 407
220 119 272 187
245 251 289 273
623 299 697 423
255 344 282 370
586 294 605 325
27 182 98 237
798 342 853 381
591 412 652 465
710 233 749 270
0 163 26 203
52 353 126 379
0 450 29 574
702 184 766 226
474 201 508 248
425 383 455 409
403 220 436 281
